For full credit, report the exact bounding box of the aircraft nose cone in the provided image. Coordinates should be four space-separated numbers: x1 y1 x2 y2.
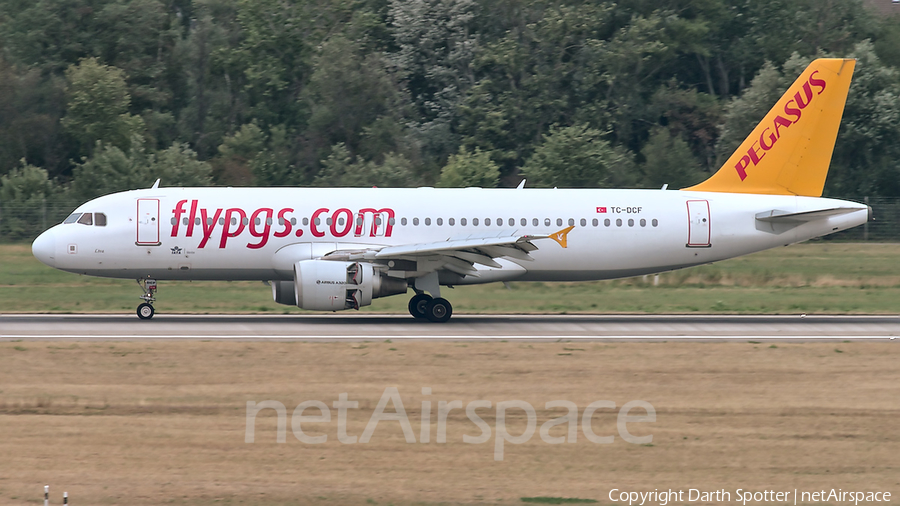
32 228 57 267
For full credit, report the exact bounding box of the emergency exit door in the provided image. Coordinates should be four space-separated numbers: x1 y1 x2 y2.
136 198 161 245
686 200 711 247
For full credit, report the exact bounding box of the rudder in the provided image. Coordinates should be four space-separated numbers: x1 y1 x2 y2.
683 58 855 197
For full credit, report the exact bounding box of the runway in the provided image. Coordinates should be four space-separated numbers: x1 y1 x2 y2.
1 313 898 341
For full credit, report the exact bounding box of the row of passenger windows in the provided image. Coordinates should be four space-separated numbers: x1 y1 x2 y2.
172 215 660 228
64 212 107 226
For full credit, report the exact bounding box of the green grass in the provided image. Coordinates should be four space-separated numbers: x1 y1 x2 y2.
1 242 899 314
521 498 598 504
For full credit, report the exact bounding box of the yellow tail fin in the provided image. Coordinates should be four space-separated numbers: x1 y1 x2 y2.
683 58 855 197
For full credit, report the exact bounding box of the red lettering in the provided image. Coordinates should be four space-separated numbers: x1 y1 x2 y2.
198 208 222 248
794 81 813 109
248 208 273 249
219 208 247 248
773 115 792 139
311 208 329 238
273 208 294 238
747 140 766 165
759 127 777 151
330 208 353 237
171 200 188 236
734 155 751 181
356 208 395 237
809 70 826 95
784 100 802 123
186 200 198 237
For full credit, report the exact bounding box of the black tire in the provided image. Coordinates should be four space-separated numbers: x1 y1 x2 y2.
408 293 432 319
424 297 452 323
137 303 155 320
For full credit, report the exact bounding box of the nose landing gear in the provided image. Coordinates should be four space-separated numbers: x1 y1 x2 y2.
136 278 157 320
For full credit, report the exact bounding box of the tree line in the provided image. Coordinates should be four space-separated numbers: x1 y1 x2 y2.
2 0 900 239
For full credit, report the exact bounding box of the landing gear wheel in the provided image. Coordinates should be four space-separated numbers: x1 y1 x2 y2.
408 293 433 319
424 297 452 323
137 303 155 320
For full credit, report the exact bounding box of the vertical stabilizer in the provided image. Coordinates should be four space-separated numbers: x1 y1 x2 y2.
683 58 855 197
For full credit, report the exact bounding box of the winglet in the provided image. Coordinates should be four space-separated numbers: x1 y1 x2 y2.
151 178 160 189
549 225 575 248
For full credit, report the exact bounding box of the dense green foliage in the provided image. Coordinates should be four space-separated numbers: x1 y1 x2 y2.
1 0 899 237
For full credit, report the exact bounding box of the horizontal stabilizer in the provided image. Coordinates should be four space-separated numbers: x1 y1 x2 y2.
755 207 863 223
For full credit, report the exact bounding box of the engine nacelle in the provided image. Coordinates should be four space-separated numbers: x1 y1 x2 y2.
292 260 406 311
271 280 296 306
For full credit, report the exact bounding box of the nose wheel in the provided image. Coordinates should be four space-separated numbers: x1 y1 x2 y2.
136 278 157 320
137 302 155 319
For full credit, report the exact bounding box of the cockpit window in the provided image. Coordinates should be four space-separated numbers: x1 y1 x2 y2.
94 213 107 226
64 213 81 224
77 213 93 225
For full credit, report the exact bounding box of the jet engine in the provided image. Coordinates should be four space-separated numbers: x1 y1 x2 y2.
284 260 407 311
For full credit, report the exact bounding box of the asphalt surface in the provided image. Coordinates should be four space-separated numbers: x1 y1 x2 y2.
1 314 898 341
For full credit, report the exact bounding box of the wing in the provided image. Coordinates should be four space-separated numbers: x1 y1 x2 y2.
321 226 574 278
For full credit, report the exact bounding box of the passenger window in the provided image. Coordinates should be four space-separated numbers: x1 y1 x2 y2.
389 218 396 226
568 218 575 226
95 213 107 227
64 213 81 224
652 219 659 227
195 217 201 225
509 218 515 226
521 218 526 226
473 218 479 226
497 218 502 226
303 217 310 226
401 217 408 226
326 218 333 226
533 218 539 226
592 218 598 226
448 218 455 226
485 218 491 226
580 218 586 227
556 218 563 226
290 218 297 226
640 219 646 227
218 217 225 225
616 219 623 227
436 218 443 226
544 218 551 226
461 218 467 226
604 219 611 227
413 217 419 226
77 213 93 226
628 219 634 227
425 218 431 226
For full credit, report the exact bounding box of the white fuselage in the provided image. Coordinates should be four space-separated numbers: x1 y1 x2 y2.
32 187 868 285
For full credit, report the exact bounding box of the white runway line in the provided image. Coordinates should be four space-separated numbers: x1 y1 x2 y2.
1 334 896 340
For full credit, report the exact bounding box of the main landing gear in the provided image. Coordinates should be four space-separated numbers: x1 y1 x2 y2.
408 292 452 323
136 278 157 320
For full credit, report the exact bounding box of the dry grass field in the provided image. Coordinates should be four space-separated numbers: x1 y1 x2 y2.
1 340 898 505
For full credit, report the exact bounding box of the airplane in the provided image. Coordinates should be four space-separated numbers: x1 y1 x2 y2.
31 58 869 322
